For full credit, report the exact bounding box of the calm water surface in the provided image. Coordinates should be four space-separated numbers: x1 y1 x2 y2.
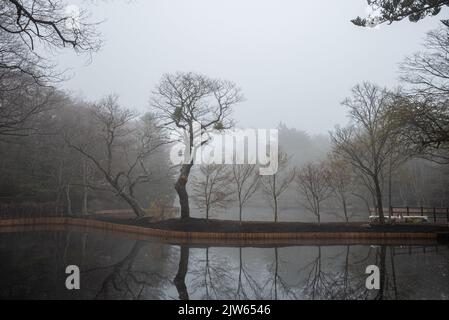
0 229 448 300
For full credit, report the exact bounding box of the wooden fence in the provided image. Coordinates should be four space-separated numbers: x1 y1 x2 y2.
373 207 449 223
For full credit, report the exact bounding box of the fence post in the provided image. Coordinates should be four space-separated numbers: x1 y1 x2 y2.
406 206 410 216
446 207 449 223
421 206 424 216
433 207 436 223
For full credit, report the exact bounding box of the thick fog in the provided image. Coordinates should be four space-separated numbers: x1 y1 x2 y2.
57 0 445 134
3 0 449 303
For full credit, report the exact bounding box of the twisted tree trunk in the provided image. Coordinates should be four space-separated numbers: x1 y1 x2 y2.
175 164 193 219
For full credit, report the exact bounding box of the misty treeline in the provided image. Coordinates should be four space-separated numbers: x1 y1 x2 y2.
189 25 449 224
1 0 448 223
0 0 177 218
0 87 175 216
189 119 448 224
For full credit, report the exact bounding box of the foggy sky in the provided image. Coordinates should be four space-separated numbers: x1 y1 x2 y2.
57 0 446 134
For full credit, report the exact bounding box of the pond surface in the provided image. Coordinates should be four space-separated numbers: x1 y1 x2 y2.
0 228 448 300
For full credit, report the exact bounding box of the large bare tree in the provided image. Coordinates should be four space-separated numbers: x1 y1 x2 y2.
331 83 410 223
151 72 243 219
66 95 167 218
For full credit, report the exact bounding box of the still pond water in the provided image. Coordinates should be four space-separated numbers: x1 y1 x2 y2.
0 228 448 300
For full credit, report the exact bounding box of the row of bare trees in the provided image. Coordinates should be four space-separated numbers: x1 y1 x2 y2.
152 35 449 223
188 154 363 224
147 71 440 224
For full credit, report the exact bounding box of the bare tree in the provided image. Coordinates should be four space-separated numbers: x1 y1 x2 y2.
191 164 234 220
151 72 243 219
328 156 356 223
1 0 99 50
0 88 175 217
0 77 62 137
393 27 449 163
400 27 449 97
261 151 295 222
0 0 101 82
296 162 332 224
330 83 410 223
0 32 50 85
230 164 260 222
66 95 167 218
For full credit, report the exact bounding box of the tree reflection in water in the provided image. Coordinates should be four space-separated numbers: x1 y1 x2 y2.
235 247 265 300
0 230 448 300
172 244 444 300
261 247 299 300
83 241 173 299
173 245 189 300
189 247 235 300
297 245 398 300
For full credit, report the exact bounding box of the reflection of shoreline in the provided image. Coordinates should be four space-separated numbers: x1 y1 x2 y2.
0 224 441 247
0 218 444 245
